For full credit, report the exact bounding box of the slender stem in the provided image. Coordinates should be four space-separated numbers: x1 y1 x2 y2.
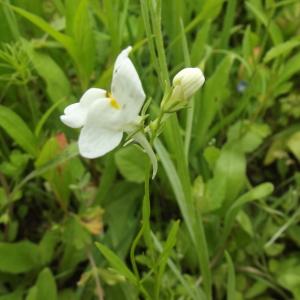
87 250 104 300
148 0 170 88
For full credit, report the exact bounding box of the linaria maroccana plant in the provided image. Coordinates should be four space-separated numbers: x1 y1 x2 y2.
60 47 205 178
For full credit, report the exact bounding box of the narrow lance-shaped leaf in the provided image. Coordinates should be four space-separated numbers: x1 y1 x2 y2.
95 242 138 285
0 105 38 156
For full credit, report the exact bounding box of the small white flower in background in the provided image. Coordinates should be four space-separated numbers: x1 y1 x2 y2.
172 67 205 100
60 46 157 177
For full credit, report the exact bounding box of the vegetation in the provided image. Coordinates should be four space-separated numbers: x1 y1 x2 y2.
0 0 300 299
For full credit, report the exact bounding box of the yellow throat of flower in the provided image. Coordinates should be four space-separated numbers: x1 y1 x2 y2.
107 92 121 109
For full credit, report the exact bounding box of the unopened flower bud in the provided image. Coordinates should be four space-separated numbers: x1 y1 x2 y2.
172 67 205 100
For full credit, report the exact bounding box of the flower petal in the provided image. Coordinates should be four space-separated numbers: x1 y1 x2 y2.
80 88 107 108
60 103 85 128
60 88 108 129
78 100 123 158
111 46 145 123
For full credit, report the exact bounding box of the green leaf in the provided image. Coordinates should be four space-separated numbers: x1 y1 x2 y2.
246 1 283 45
264 38 300 63
95 242 138 285
39 229 60 265
25 46 71 105
273 256 300 299
202 121 271 212
36 268 57 300
225 252 236 300
26 288 38 300
154 139 212 296
27 268 57 300
10 5 76 60
236 210 254 236
115 145 148 183
72 0 96 84
155 220 180 298
277 53 300 85
203 147 246 212
287 131 300 162
222 183 274 241
0 241 40 274
194 55 233 149
0 105 37 156
227 121 271 153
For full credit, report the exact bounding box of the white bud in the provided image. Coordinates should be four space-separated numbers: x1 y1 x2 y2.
172 67 205 100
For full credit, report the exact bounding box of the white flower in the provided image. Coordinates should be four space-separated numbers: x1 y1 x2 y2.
60 46 146 159
172 67 205 100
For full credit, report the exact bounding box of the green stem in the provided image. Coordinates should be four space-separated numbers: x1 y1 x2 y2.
148 0 170 88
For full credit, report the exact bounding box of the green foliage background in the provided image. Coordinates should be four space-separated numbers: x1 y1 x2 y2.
0 0 300 299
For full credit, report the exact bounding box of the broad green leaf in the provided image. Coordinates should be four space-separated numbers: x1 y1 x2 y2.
222 183 274 241
95 242 138 285
27 268 57 300
26 288 37 300
25 46 71 105
36 268 57 300
202 121 271 212
0 105 37 156
227 121 271 153
203 147 246 212
39 229 60 265
215 147 246 204
115 145 148 183
0 241 40 273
